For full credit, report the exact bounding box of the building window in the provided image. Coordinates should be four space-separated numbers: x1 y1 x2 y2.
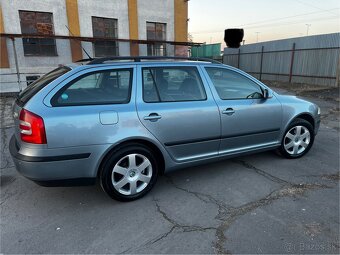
19 11 57 56
26 75 40 86
92 17 119 57
146 22 167 56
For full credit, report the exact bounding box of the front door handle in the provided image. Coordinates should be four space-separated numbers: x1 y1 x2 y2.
144 113 162 121
222 108 235 115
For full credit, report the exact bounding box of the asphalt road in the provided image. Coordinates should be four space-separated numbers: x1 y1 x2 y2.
1 88 339 254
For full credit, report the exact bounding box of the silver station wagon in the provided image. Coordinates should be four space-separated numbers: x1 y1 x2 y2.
10 57 321 201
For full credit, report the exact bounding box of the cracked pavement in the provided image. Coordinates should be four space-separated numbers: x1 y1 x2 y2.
1 87 339 254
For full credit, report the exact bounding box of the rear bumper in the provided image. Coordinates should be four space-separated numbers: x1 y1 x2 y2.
9 135 96 186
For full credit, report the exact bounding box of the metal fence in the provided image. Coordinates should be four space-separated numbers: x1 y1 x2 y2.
223 33 340 86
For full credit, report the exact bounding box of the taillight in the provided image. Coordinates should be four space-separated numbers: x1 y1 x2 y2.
19 109 47 144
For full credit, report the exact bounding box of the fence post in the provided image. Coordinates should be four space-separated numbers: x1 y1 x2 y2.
237 48 240 68
289 43 296 83
259 45 264 81
335 53 340 87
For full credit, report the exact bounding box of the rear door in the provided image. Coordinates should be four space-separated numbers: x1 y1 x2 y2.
136 64 221 162
42 65 136 148
202 66 282 154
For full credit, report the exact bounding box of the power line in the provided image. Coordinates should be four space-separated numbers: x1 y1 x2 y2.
244 15 339 30
294 0 339 17
191 14 339 35
190 8 340 34
238 8 339 27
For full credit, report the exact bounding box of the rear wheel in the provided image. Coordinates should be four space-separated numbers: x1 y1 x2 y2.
279 118 314 159
100 144 159 201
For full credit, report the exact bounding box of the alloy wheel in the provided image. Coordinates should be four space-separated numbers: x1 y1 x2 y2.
284 125 311 155
111 153 153 195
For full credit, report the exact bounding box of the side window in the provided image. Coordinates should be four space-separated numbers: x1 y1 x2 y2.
142 66 206 103
51 69 132 106
205 67 263 100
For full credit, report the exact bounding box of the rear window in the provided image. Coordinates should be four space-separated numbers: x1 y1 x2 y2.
17 66 71 106
51 68 133 106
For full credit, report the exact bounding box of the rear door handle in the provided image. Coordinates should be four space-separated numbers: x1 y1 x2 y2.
222 108 235 115
144 113 162 121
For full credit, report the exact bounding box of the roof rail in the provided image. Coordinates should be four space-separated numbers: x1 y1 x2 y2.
81 56 222 65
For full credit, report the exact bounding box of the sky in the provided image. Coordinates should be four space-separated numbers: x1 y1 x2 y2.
188 0 340 46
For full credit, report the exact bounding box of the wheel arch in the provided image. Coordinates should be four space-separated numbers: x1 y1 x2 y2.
293 113 315 129
280 112 316 141
279 112 316 159
96 138 166 178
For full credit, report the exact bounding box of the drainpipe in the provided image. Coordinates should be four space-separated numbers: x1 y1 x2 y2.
11 37 22 92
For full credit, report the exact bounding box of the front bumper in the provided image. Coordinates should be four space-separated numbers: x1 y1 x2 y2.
9 135 96 186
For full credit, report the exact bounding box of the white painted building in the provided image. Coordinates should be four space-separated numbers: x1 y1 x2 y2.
0 0 188 93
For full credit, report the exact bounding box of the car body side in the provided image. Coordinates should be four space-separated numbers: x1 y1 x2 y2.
10 62 320 183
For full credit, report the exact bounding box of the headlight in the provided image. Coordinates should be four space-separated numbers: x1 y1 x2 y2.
317 106 321 115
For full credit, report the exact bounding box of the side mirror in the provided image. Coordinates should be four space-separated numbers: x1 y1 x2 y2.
263 89 270 99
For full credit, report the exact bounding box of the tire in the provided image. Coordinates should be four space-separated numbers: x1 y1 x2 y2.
278 118 315 159
100 144 159 201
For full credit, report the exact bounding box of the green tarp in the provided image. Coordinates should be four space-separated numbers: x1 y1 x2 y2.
191 43 221 58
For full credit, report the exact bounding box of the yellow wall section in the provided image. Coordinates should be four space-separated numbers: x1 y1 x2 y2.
0 4 10 68
128 0 139 56
174 0 188 42
65 0 83 61
174 0 188 56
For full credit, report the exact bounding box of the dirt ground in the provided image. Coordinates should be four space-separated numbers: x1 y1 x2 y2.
266 81 340 103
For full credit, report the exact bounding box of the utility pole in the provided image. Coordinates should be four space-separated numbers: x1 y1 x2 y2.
305 24 311 36
255 32 260 43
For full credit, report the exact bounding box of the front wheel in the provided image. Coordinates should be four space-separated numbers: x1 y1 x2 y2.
100 144 159 201
278 118 315 159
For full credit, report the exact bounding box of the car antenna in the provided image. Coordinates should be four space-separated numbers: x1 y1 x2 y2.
65 25 93 60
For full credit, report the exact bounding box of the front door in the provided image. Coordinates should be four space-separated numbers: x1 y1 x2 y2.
202 66 282 154
136 65 221 162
